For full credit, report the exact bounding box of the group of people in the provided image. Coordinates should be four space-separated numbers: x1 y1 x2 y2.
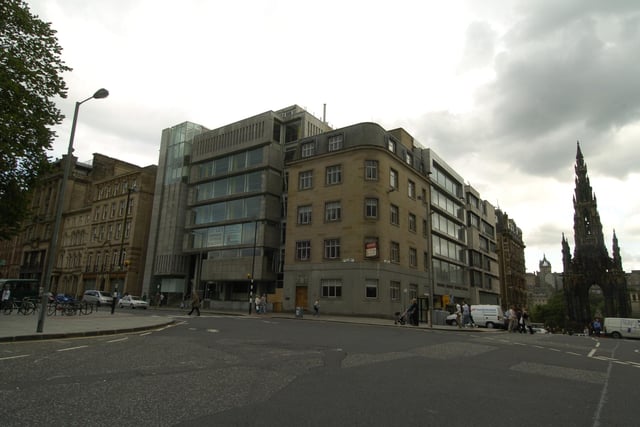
454 301 474 328
254 294 267 314
505 305 533 333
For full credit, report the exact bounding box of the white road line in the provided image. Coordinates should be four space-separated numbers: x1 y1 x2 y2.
107 337 128 343
549 348 561 352
57 345 88 352
566 352 581 356
0 354 30 361
139 332 152 336
588 349 597 358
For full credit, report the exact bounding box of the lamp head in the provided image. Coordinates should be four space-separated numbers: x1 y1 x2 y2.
93 88 109 99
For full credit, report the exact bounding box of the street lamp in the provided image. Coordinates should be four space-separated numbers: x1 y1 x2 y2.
36 88 109 333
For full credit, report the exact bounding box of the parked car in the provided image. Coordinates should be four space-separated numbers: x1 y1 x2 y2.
118 295 149 309
82 290 113 306
55 293 76 303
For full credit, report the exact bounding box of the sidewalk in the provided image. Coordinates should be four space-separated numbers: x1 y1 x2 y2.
0 309 175 343
0 307 500 343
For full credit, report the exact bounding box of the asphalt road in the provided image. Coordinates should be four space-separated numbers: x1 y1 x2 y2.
1 313 638 427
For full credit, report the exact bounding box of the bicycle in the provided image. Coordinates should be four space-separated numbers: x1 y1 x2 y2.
1 298 35 315
78 301 93 315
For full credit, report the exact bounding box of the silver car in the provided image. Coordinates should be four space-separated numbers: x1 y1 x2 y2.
118 295 149 309
82 290 113 306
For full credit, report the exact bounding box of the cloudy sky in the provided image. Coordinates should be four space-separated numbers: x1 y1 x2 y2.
26 0 640 274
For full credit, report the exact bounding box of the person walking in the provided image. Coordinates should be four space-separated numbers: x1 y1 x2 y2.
507 306 518 332
455 302 462 328
1 285 10 311
111 290 118 314
188 292 201 316
313 299 319 316
592 318 602 336
462 301 471 327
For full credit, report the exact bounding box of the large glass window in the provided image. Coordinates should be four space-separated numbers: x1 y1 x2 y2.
390 281 400 301
390 168 398 190
301 142 315 158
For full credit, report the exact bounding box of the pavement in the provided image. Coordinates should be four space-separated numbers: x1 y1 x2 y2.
0 306 500 343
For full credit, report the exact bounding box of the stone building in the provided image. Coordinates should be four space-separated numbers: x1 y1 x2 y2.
0 153 156 298
496 209 527 310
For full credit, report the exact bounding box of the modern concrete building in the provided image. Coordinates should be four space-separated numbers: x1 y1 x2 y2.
463 185 501 305
142 106 331 308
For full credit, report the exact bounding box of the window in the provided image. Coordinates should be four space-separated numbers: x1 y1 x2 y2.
326 165 342 185
390 204 399 225
299 170 313 190
390 241 400 262
296 240 311 260
321 279 342 298
297 205 312 225
365 279 378 299
408 213 416 232
110 203 116 218
324 238 341 259
390 281 400 301
388 138 396 153
389 169 398 190
408 180 416 199
365 160 378 180
328 134 343 151
409 247 417 267
325 201 341 222
405 151 413 165
365 198 378 219
301 142 315 158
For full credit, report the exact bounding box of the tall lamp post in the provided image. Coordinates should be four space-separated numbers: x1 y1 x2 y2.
36 88 109 333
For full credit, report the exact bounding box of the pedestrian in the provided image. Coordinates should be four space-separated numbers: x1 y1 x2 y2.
188 292 201 316
507 306 518 332
407 298 419 326
255 295 261 314
455 302 462 328
111 289 118 314
160 293 165 306
462 301 471 327
592 318 602 336
1 285 10 310
260 294 267 314
313 299 319 316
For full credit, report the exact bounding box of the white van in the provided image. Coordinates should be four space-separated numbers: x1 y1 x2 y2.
470 305 504 329
603 317 640 339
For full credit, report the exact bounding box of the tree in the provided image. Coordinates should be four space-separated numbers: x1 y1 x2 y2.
0 0 71 239
530 292 567 332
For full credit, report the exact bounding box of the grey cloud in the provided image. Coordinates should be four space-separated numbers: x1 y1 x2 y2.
459 21 497 71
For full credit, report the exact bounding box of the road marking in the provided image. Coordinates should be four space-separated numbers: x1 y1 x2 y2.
0 354 30 361
588 349 597 357
139 332 152 336
107 337 128 343
57 345 88 352
206 329 219 333
548 348 561 352
566 352 581 356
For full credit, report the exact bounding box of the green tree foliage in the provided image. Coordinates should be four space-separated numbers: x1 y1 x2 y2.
530 292 567 332
0 0 70 239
